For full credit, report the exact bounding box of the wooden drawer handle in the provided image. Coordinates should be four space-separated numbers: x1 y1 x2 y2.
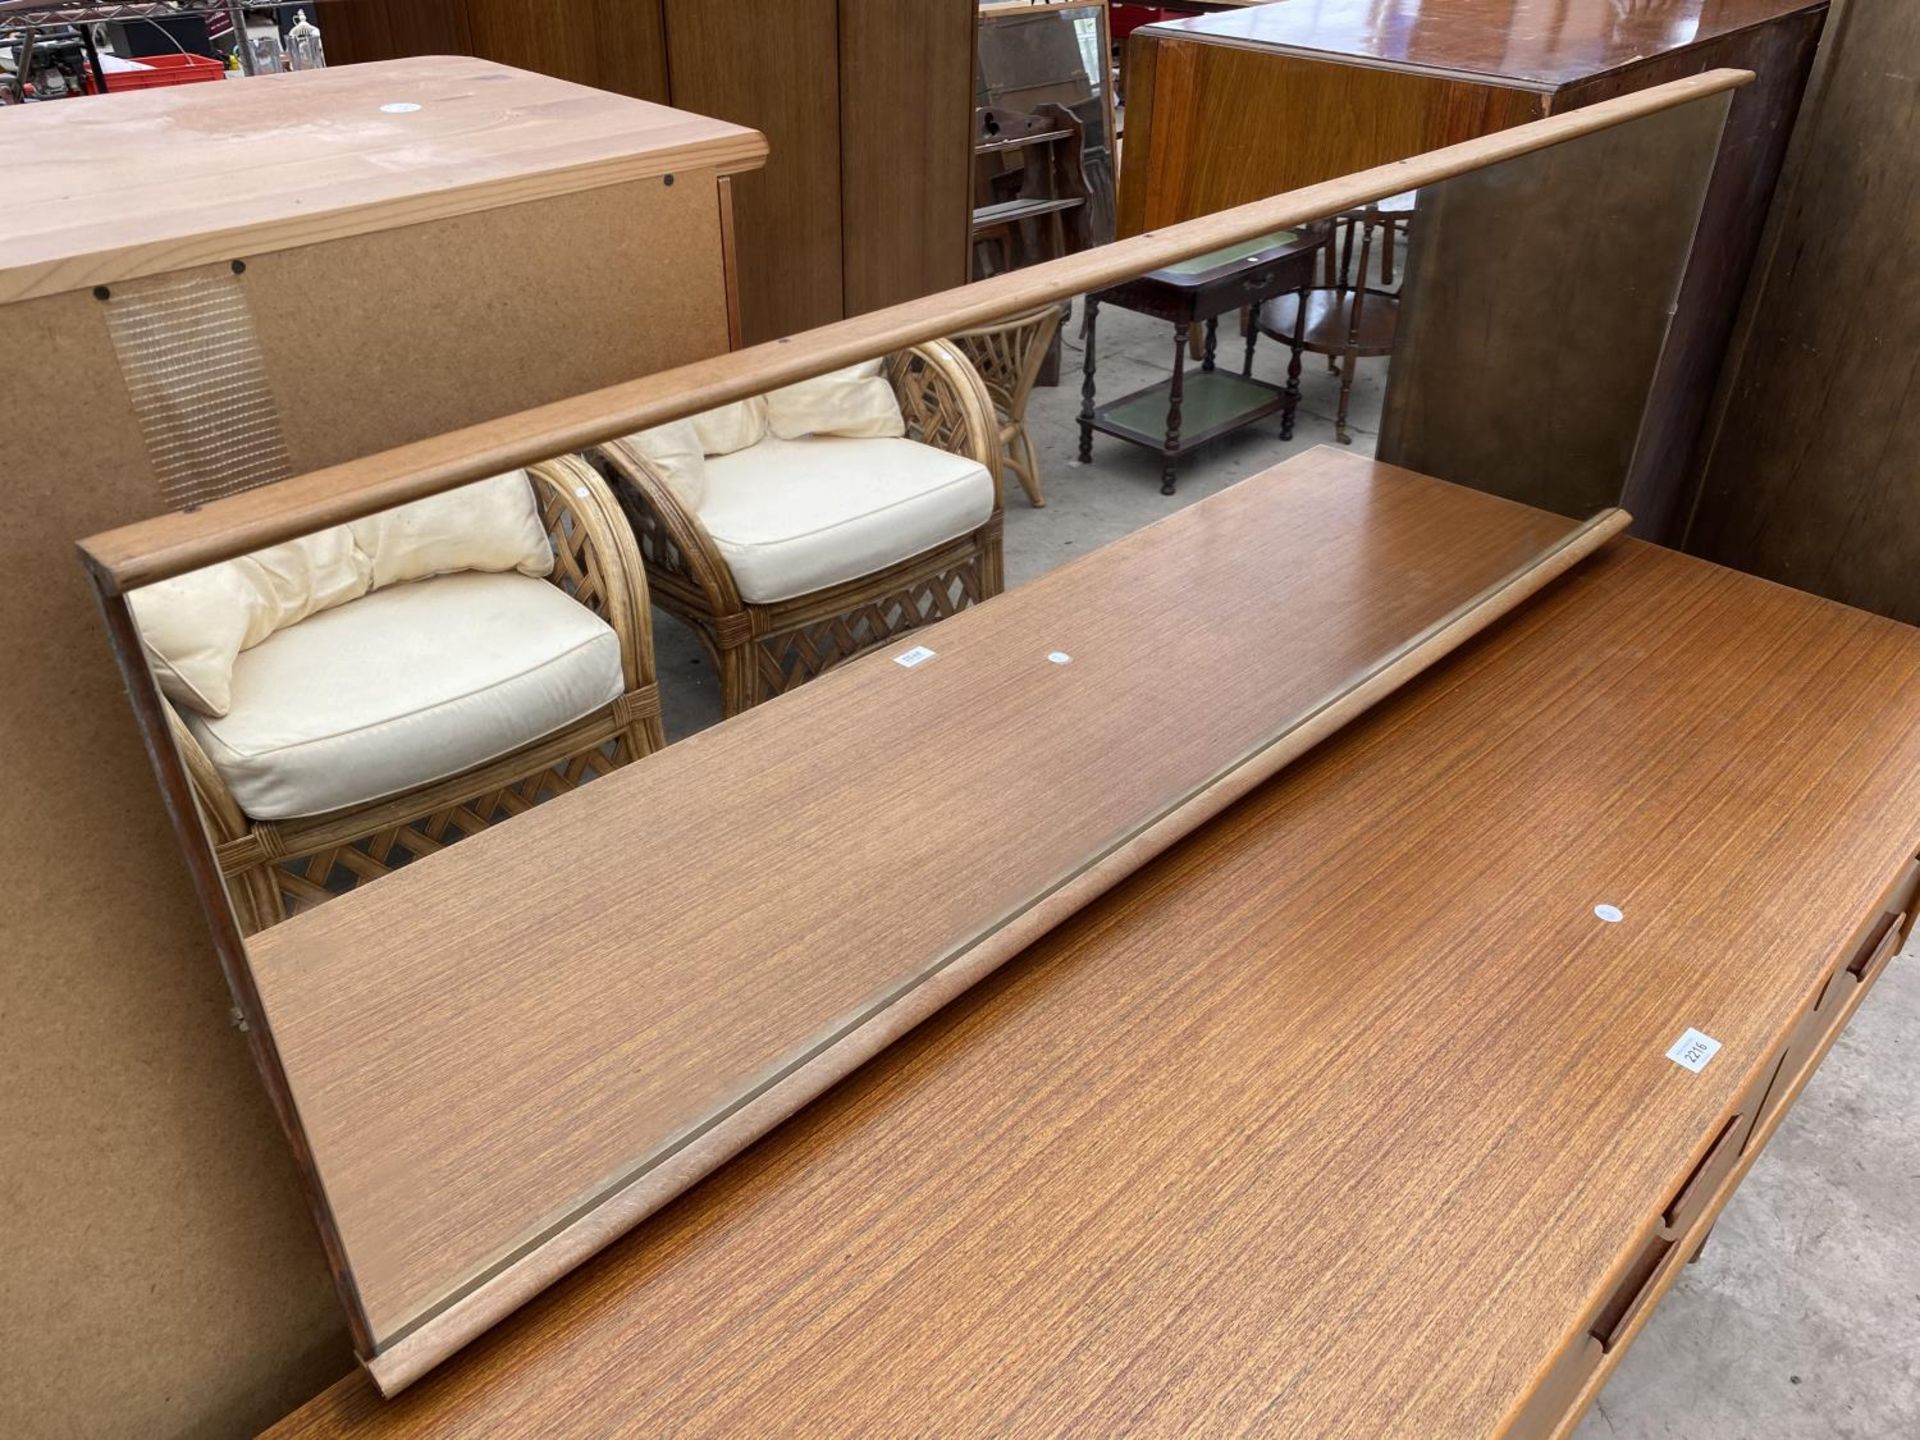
1662 1111 1743 1232
1590 1234 1675 1353
1847 909 1906 983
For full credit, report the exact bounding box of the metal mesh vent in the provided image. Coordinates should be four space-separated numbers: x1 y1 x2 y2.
102 268 293 511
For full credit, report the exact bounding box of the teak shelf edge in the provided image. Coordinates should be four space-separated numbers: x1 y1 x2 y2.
75 69 1746 594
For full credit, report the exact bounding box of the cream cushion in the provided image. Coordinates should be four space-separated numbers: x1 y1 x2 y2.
618 418 707 509
349 470 554 589
129 527 370 717
765 359 906 441
690 397 768 456
185 571 622 820
132 473 552 718
698 435 993 604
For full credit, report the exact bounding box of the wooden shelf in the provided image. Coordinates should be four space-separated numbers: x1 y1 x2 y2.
237 449 1612 1386
1088 368 1289 452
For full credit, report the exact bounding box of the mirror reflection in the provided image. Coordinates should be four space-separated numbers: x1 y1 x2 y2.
114 85 1729 1364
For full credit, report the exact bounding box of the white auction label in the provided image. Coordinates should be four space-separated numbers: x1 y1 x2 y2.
1665 1027 1721 1073
893 645 937 669
381 102 423 114
1047 651 1072 665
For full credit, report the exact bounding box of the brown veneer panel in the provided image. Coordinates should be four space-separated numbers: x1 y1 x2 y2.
272 511 1920 1439
1688 0 1920 622
665 0 845 339
1147 0 1820 88
322 3 673 104
837 0 975 314
1117 37 1544 234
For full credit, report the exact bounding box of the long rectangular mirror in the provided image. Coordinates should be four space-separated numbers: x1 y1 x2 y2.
77 71 1740 1394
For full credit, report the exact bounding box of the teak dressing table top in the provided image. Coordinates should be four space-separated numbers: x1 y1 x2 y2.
278 454 1920 1437
0 56 767 303
1148 0 1823 89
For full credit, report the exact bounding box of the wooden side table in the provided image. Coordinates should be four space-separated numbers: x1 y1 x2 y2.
1077 226 1326 494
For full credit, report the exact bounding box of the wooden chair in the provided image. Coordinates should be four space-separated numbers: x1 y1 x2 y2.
1258 215 1403 445
160 457 665 933
594 342 1003 717
949 303 1064 507
1330 189 1418 290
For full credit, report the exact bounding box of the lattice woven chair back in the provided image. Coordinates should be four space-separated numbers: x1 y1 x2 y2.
167 454 665 934
950 303 1062 507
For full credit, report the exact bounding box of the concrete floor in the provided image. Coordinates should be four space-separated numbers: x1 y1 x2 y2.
651 305 1919 1439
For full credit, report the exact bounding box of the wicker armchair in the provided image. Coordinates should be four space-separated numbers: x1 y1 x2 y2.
167 456 665 934
950 303 1063 508
594 341 1003 717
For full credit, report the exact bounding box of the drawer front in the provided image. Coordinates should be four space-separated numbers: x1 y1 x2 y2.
1507 854 1918 1440
1810 856 1916 1026
1754 855 1918 1141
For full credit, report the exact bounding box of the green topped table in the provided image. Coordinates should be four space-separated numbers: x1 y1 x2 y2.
1078 224 1328 494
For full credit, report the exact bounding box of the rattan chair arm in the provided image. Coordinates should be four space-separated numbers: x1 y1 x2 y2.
591 438 746 615
162 701 249 851
525 455 659 696
886 340 1006 514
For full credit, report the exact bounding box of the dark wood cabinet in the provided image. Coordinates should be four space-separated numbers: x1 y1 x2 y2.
1119 1 1828 541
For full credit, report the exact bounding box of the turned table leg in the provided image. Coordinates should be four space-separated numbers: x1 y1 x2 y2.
1202 316 1219 373
1078 295 1100 464
1163 321 1188 496
1282 286 1308 442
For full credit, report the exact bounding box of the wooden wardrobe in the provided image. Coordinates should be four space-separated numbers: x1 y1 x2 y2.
321 0 978 342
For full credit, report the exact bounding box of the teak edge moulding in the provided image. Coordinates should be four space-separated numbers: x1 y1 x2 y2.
76 67 1749 594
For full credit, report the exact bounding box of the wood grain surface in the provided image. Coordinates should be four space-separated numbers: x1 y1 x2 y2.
838 0 976 316
0 56 766 303
240 451 1586 1354
665 0 845 340
271 514 1920 1439
1117 39 1544 235
1145 0 1819 86
320 1 672 104
75 69 1750 592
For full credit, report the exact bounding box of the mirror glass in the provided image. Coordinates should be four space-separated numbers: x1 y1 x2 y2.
119 86 1730 1365
975 0 1119 265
